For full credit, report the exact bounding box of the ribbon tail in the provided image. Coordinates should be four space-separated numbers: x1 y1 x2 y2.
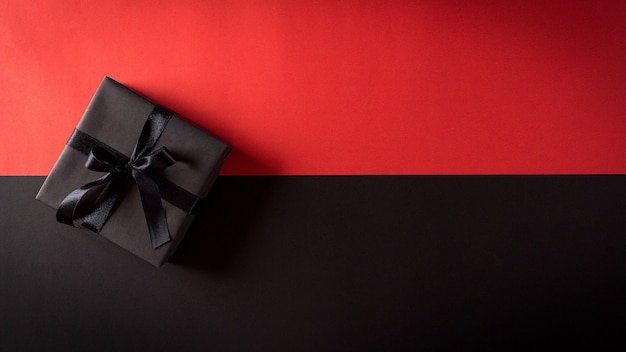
82 176 127 233
133 170 171 249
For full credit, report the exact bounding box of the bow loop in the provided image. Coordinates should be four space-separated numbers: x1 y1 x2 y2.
85 146 129 174
131 146 175 173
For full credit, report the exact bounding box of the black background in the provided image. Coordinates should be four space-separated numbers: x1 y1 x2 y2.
1 176 625 351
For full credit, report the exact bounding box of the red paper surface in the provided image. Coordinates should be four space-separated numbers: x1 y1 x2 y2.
1 0 625 175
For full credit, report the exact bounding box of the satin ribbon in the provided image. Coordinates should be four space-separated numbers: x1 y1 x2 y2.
57 107 176 249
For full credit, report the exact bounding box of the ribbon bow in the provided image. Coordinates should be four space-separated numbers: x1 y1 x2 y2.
57 107 175 249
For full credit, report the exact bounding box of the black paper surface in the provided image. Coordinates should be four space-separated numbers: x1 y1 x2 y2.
3 176 626 351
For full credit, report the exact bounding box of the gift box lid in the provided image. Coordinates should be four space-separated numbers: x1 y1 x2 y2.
36 77 231 266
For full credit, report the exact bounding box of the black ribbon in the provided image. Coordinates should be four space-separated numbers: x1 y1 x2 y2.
57 107 177 249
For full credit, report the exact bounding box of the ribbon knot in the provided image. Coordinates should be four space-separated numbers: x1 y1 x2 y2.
57 107 176 249
86 144 175 176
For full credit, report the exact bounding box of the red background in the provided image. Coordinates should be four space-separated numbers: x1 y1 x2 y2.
1 0 625 175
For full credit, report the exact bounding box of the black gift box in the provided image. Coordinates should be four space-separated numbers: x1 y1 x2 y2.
36 77 230 266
